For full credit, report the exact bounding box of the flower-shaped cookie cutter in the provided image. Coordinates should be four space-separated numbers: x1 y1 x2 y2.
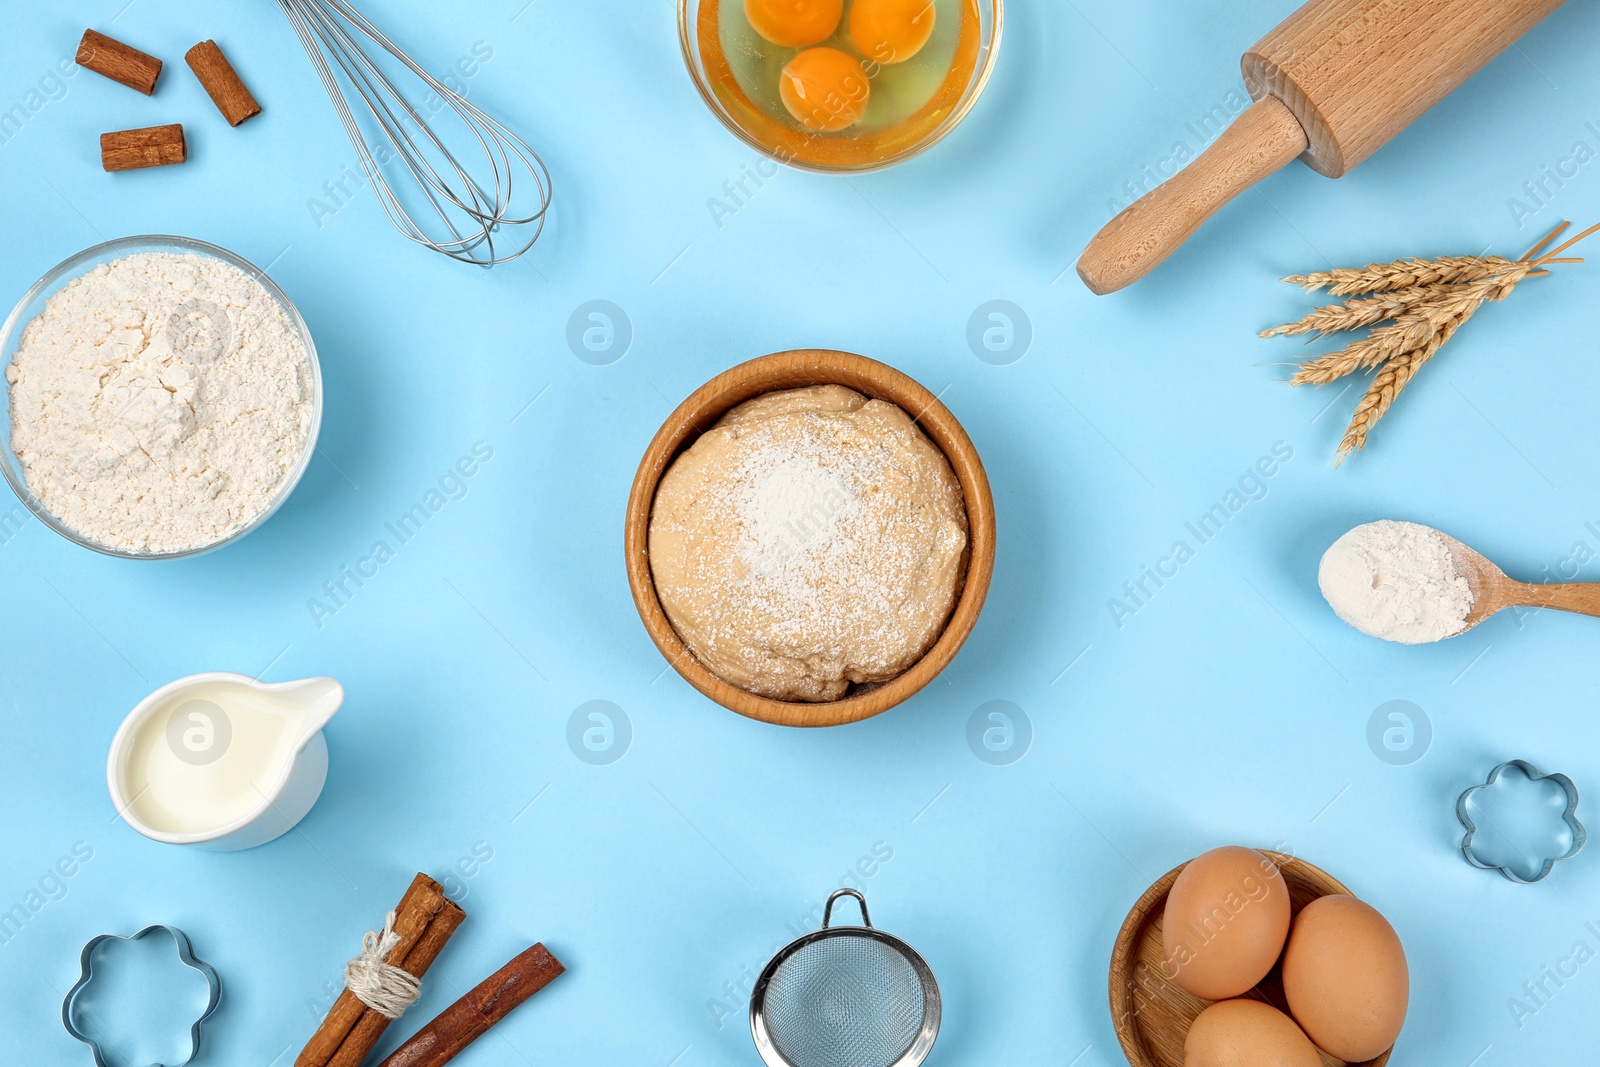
62 924 221 1067
1457 759 1587 884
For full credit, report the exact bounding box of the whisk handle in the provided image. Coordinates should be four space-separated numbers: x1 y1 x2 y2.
823 889 871 929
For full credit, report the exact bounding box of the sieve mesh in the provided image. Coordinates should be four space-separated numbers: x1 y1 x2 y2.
759 932 928 1067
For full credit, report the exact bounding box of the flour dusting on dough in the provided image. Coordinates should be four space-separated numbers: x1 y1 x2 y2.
649 385 968 702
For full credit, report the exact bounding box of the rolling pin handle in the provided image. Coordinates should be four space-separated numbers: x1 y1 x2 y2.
1078 96 1310 295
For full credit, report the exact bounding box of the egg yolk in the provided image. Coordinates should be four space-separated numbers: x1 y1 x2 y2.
848 0 937 64
745 0 844 48
780 47 871 132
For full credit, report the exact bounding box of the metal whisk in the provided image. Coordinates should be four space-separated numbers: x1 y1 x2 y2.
277 0 551 267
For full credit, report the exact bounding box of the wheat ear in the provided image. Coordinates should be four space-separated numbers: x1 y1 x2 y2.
1284 255 1516 296
1289 267 1534 386
1261 284 1458 338
1335 310 1474 460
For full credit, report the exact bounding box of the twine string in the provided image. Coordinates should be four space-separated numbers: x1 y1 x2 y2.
343 911 422 1019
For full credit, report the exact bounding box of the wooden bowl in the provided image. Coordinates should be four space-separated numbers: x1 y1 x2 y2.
1109 851 1394 1067
625 350 995 728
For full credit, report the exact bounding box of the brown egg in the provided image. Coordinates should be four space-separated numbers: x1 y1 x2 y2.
1282 894 1409 1061
1163 846 1292 999
1184 999 1323 1067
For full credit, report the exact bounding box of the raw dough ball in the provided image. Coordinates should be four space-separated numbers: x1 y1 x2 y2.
649 385 968 702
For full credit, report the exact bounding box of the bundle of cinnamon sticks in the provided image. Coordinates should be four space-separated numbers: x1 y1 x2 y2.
298 874 465 1067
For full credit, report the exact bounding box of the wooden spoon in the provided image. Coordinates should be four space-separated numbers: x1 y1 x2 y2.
1441 532 1600 635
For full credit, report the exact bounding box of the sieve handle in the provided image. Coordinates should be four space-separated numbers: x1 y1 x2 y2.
822 889 871 929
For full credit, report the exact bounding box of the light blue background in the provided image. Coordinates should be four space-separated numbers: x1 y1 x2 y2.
3 0 1599 1063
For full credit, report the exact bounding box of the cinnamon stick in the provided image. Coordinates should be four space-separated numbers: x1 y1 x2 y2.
375 944 566 1067
186 40 262 126
101 125 187 172
297 874 465 1067
77 29 163 95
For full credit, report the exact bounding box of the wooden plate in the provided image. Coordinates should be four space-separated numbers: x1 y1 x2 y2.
1109 851 1394 1067
624 350 996 728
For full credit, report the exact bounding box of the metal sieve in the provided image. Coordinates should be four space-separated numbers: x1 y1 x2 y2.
750 889 940 1067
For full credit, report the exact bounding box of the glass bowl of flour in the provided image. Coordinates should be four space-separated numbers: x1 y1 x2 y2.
0 236 321 559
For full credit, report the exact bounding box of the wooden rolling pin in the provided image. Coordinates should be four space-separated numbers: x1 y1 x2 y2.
1078 0 1566 295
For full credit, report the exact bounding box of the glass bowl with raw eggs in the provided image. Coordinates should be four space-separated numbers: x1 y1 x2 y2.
679 0 1002 172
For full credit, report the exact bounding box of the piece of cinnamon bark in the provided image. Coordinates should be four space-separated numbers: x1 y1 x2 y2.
375 944 566 1067
186 41 262 126
78 30 163 95
101 125 187 171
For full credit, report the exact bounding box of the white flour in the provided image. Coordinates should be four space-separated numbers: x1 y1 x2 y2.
1318 520 1474 644
6 252 314 554
739 448 862 581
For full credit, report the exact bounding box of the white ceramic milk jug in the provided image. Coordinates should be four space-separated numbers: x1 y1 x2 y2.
107 673 343 851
